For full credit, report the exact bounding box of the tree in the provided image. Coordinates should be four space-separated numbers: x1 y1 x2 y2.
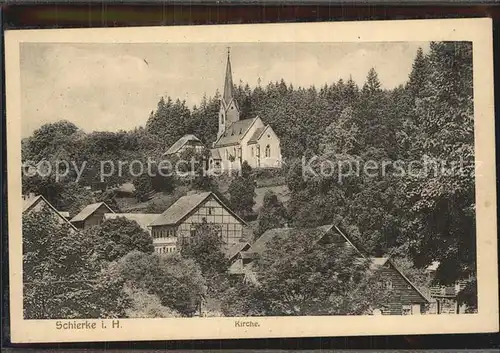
123 284 180 318
22 120 80 162
406 47 429 98
117 251 206 317
133 173 153 202
228 162 256 218
23 207 129 319
87 217 154 263
146 97 191 150
256 191 288 237
180 222 230 297
253 232 390 315
180 222 229 276
403 42 475 285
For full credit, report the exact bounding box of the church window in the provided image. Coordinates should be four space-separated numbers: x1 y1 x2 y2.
221 113 224 125
265 145 271 158
233 147 236 157
251 147 254 157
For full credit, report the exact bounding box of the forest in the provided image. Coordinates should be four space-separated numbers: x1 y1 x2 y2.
22 41 477 317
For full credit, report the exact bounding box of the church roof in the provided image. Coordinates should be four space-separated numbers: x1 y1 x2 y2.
247 126 267 144
213 117 258 147
163 134 204 156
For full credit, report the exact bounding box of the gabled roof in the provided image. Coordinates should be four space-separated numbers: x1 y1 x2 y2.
103 213 161 232
370 257 431 303
213 118 258 148
23 195 43 212
23 195 77 230
247 126 267 145
149 191 247 227
163 134 204 156
70 202 114 223
248 224 335 256
223 241 251 262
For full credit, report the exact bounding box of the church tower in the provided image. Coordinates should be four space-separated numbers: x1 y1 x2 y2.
217 48 240 140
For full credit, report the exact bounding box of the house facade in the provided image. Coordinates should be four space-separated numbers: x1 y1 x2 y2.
210 50 282 171
149 191 246 253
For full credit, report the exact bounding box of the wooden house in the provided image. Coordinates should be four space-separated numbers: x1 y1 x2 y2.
70 202 114 230
228 224 430 315
149 191 246 253
163 134 205 157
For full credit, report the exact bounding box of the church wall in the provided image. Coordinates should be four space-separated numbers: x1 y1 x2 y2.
244 125 282 169
256 126 282 168
240 118 265 168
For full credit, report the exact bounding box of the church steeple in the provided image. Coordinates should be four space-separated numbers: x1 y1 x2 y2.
223 48 235 106
217 48 240 140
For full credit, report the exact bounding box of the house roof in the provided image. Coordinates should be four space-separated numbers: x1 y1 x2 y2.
70 202 114 223
23 195 43 212
247 126 267 145
23 195 77 230
248 224 335 255
223 241 251 261
163 134 204 156
370 257 431 303
149 191 247 227
103 213 161 232
213 118 257 148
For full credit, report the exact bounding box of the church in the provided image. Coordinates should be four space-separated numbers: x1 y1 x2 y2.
209 50 282 171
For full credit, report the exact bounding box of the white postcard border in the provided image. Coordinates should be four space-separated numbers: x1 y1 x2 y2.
6 18 498 343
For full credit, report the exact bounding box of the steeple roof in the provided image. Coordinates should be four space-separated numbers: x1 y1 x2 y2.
223 48 236 107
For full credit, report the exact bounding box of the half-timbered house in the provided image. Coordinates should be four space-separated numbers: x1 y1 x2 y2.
149 191 247 253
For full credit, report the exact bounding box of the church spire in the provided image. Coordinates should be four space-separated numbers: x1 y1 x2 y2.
223 47 235 106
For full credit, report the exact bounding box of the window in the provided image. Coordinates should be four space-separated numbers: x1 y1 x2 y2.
402 305 412 315
384 280 393 290
225 149 229 159
221 113 224 125
265 145 271 158
251 147 254 157
208 207 212 215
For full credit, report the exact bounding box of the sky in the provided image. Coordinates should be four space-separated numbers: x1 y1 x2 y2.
20 41 429 137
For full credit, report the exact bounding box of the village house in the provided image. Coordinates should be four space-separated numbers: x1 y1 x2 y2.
70 202 115 230
23 194 77 231
228 224 430 315
148 191 247 254
424 261 472 314
163 134 206 158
